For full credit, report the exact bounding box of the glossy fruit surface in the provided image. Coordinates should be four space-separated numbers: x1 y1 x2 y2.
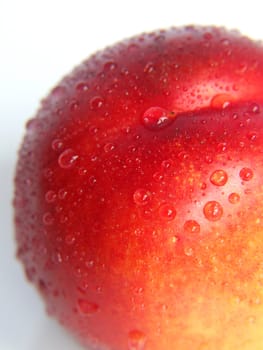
14 26 263 349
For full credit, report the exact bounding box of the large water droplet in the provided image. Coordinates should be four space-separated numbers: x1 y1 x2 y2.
183 220 200 233
228 192 240 204
128 330 146 350
133 189 151 206
239 167 253 181
203 201 223 221
141 107 175 131
159 203 176 221
210 169 228 186
210 94 232 109
58 149 78 169
77 299 99 315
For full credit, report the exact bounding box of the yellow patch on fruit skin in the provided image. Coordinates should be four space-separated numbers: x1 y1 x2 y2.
137 267 263 350
123 196 263 350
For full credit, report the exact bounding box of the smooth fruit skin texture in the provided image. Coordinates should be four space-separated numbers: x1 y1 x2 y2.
14 26 263 350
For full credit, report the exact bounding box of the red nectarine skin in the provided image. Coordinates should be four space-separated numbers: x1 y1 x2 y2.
15 26 263 349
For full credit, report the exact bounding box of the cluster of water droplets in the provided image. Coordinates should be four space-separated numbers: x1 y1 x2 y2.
132 163 254 240
141 106 176 131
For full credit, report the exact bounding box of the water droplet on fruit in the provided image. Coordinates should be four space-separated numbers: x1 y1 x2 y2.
144 62 155 74
104 61 117 71
247 131 258 141
171 236 178 244
24 178 32 187
203 201 223 221
90 96 104 110
210 94 231 109
76 82 89 92
42 212 54 226
65 234 76 245
239 167 253 181
228 192 240 204
184 246 194 256
210 169 228 186
133 189 151 206
51 139 64 152
220 38 230 46
55 251 63 263
204 155 213 164
85 260 95 269
89 175 97 186
153 172 164 182
104 143 116 153
89 126 100 136
200 182 207 190
249 103 260 114
159 203 176 221
141 107 175 131
78 167 88 176
161 159 173 169
70 100 80 112
128 330 146 350
77 299 99 315
45 190 57 203
217 142 227 153
183 220 200 233
58 149 78 169
43 168 53 179
58 188 68 199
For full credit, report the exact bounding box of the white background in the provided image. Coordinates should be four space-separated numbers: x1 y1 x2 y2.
1 0 263 349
